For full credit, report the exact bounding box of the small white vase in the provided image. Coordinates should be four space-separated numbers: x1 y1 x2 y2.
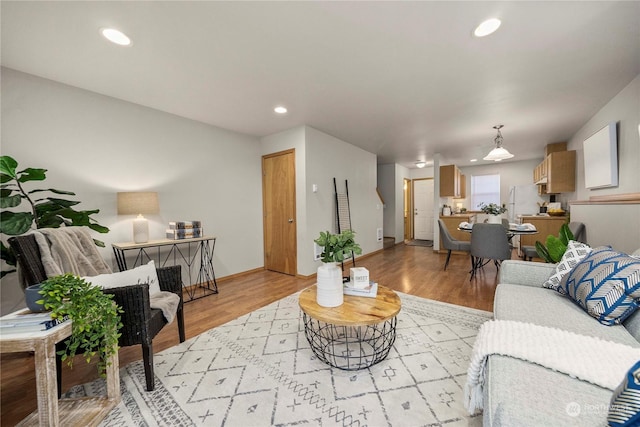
487 214 502 224
316 262 343 307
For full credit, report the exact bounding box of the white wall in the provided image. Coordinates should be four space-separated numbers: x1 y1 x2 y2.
457 159 544 211
1 68 264 314
262 126 382 276
566 74 640 202
564 74 640 253
377 164 396 239
304 126 383 276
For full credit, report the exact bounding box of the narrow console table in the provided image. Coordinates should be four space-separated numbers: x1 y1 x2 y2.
112 236 218 302
0 310 120 426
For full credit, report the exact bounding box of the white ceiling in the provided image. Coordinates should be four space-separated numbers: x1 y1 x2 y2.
2 1 639 168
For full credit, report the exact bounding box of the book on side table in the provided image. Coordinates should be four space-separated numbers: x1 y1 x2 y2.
0 311 68 334
343 281 378 298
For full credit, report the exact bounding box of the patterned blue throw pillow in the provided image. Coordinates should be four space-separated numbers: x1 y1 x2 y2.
560 247 640 325
608 360 640 427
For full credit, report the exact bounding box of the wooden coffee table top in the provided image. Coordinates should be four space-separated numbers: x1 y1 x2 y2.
299 284 401 327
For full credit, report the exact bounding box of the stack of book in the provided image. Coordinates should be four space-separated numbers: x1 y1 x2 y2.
343 280 378 298
166 221 203 240
0 311 69 334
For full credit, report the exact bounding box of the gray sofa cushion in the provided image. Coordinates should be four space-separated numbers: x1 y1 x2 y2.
498 260 555 288
494 283 638 346
624 310 640 342
484 356 612 427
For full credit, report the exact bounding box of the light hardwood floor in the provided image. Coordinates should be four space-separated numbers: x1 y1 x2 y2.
0 243 504 426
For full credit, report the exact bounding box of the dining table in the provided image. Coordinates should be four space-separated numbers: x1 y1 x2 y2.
458 222 539 278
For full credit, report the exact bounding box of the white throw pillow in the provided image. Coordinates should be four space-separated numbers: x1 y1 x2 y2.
542 240 592 294
83 260 161 296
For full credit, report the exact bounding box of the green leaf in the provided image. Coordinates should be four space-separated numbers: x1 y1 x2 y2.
0 156 18 178
546 235 567 263
0 211 34 235
535 240 553 263
46 198 81 208
558 223 574 246
0 194 22 208
1 241 16 266
17 167 46 182
88 223 110 234
30 188 76 196
0 269 16 278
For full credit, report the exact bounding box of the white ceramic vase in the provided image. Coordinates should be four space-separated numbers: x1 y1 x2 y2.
487 214 502 224
316 262 343 307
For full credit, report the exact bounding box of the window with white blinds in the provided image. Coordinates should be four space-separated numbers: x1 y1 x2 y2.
471 174 500 210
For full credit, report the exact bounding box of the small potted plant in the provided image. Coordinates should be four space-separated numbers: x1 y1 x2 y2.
478 202 507 223
314 230 362 307
37 274 123 376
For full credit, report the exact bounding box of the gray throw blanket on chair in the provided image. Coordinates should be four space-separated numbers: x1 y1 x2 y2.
33 227 112 277
33 227 179 323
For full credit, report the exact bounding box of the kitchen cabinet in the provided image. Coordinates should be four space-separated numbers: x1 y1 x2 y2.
440 165 464 198
518 215 568 250
533 149 576 194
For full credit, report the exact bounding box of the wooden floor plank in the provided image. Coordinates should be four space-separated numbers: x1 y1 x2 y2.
1 244 503 426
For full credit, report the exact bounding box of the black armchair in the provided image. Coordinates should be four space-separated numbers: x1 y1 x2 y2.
8 233 185 392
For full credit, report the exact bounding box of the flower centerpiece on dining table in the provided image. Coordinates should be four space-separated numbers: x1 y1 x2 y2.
478 202 507 224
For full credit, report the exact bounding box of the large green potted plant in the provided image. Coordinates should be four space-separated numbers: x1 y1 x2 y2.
313 230 362 307
37 274 122 376
0 155 109 278
535 223 575 263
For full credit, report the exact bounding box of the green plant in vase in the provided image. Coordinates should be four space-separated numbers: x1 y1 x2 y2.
38 274 122 376
314 229 362 263
478 202 507 215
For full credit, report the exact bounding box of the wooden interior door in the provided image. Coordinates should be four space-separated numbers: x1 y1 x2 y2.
404 179 412 241
413 178 434 240
262 150 297 275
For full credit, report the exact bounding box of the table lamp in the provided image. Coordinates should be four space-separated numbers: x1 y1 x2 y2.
117 192 159 243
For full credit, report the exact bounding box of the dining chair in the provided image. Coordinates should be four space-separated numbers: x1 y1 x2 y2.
470 223 512 280
438 219 471 270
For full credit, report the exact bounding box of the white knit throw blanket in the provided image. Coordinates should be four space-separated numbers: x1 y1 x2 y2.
464 319 640 415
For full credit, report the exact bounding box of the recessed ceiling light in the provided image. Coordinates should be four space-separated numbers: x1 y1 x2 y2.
415 161 426 168
101 28 131 46
474 18 501 37
274 106 288 114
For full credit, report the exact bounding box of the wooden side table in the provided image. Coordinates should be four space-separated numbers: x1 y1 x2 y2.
299 285 401 370
0 310 120 426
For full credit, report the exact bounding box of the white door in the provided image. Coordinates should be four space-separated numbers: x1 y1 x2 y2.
413 179 434 240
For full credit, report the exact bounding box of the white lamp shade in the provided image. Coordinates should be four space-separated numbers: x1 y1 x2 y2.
117 192 159 215
117 192 159 243
483 146 514 161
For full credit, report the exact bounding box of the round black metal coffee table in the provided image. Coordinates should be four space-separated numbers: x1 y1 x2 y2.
298 285 401 370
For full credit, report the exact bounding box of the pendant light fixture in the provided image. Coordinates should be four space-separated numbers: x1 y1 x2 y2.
483 125 514 161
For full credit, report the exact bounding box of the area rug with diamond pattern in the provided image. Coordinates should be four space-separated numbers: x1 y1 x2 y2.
66 291 493 426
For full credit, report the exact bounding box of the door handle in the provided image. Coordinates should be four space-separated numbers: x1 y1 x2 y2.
288 218 294 223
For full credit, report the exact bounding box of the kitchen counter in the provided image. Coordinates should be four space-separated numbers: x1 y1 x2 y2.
518 215 569 255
